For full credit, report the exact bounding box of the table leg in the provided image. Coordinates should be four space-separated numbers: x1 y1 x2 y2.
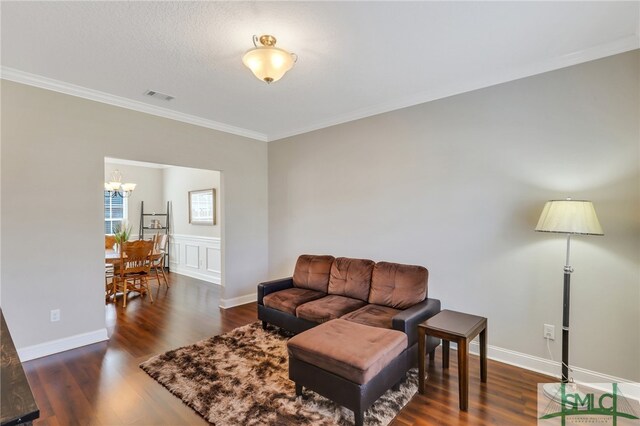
442 340 450 369
418 327 426 394
458 338 469 411
480 327 487 383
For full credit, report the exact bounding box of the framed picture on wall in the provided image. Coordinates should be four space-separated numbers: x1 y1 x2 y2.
189 189 216 225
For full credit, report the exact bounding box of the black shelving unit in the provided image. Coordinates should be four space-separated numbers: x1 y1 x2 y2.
139 201 171 271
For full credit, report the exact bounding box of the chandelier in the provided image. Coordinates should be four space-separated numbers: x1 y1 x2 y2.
242 35 297 84
104 170 136 198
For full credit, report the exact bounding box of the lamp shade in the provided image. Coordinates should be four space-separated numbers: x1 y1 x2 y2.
242 35 296 84
242 46 295 83
121 183 137 192
535 199 604 235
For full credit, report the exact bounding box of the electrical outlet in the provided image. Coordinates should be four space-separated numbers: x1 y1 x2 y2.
50 309 61 322
544 324 555 340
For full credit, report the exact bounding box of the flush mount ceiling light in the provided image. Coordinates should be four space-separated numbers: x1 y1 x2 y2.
242 35 297 84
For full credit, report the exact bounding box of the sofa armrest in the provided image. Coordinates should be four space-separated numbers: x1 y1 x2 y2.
392 298 441 346
257 277 294 306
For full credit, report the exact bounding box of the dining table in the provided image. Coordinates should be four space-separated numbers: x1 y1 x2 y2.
105 248 163 263
105 248 165 304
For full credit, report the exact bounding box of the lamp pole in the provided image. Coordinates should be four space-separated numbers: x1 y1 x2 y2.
562 234 573 383
535 198 603 384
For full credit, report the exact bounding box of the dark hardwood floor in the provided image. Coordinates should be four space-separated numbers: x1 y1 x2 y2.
23 273 553 425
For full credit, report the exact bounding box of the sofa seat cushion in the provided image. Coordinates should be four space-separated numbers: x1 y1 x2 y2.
296 295 367 324
327 257 375 301
263 288 326 315
369 262 428 309
287 319 407 385
340 304 401 329
293 254 335 293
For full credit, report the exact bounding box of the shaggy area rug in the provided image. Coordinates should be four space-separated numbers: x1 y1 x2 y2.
140 322 418 425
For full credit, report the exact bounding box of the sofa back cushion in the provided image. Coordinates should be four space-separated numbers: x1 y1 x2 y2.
293 254 335 292
369 261 428 309
328 257 375 301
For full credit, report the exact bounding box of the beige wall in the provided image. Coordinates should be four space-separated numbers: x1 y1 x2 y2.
1 51 637 380
1 80 268 350
268 51 640 381
162 166 221 238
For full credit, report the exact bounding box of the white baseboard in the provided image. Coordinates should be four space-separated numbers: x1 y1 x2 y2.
170 264 221 285
444 341 639 388
18 328 109 362
464 341 559 378
219 293 256 309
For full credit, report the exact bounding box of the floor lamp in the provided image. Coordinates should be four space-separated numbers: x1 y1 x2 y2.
535 198 603 383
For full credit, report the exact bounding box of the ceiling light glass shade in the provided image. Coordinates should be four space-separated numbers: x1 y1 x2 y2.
121 183 137 192
242 35 296 84
535 199 604 235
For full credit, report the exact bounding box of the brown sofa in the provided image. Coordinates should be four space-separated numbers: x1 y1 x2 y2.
257 254 441 364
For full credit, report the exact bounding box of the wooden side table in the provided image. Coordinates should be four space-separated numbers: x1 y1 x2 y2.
418 309 487 411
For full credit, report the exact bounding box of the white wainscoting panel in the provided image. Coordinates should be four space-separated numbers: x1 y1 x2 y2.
185 245 200 268
206 247 221 273
169 242 180 264
169 234 221 284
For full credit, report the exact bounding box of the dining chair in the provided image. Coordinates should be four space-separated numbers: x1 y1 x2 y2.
105 235 118 302
114 240 154 307
151 234 170 289
105 263 115 301
105 235 117 250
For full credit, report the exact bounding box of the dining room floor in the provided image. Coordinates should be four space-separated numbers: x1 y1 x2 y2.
22 272 554 425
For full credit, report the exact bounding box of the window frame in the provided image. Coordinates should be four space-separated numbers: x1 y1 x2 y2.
104 191 128 234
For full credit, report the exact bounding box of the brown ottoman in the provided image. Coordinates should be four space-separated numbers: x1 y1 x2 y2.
287 319 409 426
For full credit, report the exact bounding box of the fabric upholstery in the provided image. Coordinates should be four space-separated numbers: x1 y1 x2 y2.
287 319 407 385
292 254 335 292
368 262 428 309
327 257 375 301
258 277 293 306
296 295 367 324
340 304 401 329
263 288 325 315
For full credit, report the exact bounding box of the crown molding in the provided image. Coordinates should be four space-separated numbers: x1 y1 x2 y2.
0 67 268 142
2 34 637 144
267 35 640 142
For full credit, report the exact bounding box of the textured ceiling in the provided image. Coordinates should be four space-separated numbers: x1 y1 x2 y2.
1 2 638 141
